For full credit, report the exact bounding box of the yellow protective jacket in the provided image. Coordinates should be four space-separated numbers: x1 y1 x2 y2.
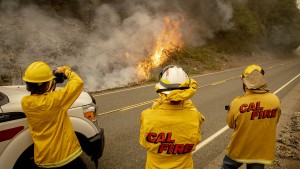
226 90 281 164
140 81 205 169
21 71 83 168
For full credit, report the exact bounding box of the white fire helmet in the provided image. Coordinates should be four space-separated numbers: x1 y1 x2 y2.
155 65 190 94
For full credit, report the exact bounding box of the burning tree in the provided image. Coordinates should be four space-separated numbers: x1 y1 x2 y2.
136 16 184 80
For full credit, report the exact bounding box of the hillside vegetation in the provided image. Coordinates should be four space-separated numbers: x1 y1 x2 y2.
1 0 300 87
45 0 300 53
160 0 300 77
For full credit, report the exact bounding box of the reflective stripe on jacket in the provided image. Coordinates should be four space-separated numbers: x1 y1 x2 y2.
226 90 281 164
21 71 83 168
140 101 204 169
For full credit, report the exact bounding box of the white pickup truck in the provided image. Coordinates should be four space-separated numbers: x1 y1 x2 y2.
0 85 104 169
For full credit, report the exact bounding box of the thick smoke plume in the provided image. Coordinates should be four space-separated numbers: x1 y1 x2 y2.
0 0 234 91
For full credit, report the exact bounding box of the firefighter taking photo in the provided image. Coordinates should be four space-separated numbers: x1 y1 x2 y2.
21 61 84 168
139 65 205 169
221 64 281 169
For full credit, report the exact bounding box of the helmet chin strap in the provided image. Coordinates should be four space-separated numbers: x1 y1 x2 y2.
46 80 57 92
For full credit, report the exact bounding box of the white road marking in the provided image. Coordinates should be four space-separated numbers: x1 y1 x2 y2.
193 73 300 154
273 74 300 94
93 62 289 96
93 84 155 96
193 125 229 154
94 67 247 96
97 63 294 115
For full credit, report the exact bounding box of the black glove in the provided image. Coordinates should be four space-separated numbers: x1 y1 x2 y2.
53 70 67 83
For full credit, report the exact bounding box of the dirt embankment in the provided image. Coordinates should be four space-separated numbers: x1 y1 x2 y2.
268 112 300 169
267 80 300 169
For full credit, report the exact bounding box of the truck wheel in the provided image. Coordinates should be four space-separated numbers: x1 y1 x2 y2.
13 144 36 169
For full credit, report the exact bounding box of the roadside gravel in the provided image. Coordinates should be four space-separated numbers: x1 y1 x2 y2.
267 81 300 169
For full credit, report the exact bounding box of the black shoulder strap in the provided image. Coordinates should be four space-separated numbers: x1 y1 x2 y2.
156 87 190 93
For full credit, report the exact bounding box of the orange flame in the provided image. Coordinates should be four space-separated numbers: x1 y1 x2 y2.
137 16 184 80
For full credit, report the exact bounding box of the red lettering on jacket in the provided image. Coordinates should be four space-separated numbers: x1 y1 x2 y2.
239 101 278 120
264 109 272 118
147 132 195 154
247 102 256 112
183 144 194 153
157 143 195 154
251 111 258 120
167 144 174 154
239 104 248 113
256 101 263 110
165 133 175 143
146 132 157 143
155 133 166 143
173 144 184 154
271 109 278 117
240 102 264 113
258 110 264 119
158 143 169 153
146 132 175 143
251 109 278 120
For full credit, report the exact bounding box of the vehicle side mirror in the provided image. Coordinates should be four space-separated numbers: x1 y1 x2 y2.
0 92 9 107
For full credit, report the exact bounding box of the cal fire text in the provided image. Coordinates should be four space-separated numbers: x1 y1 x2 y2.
146 132 194 154
239 101 278 120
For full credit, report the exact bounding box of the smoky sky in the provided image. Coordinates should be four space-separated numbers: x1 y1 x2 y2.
0 0 234 91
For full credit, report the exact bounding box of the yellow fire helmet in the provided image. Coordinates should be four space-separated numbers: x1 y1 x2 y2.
155 65 190 94
241 64 264 78
23 61 56 83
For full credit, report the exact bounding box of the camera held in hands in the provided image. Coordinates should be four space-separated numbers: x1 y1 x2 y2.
53 70 67 84
225 105 230 111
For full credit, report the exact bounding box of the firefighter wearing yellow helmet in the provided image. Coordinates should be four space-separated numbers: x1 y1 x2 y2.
221 64 281 169
21 61 83 168
139 65 205 169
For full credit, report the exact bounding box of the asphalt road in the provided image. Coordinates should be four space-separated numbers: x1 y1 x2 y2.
86 58 300 169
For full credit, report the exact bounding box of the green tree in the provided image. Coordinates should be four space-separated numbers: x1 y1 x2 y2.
248 0 300 52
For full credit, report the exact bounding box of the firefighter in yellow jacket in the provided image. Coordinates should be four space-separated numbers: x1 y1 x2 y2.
140 65 205 169
21 61 83 168
221 64 281 169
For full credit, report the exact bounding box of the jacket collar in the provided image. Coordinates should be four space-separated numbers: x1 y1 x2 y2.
158 102 184 110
